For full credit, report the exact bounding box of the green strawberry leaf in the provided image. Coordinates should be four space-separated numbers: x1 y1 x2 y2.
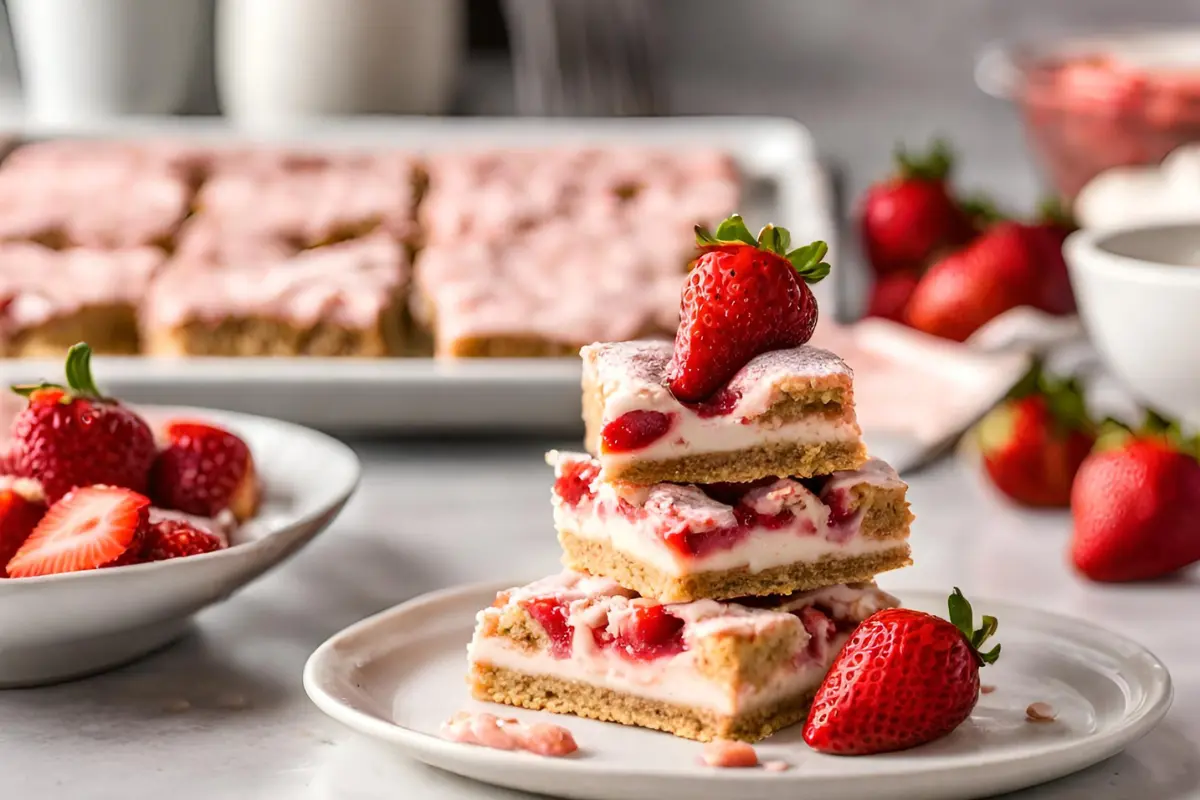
787 241 831 284
10 342 103 401
895 138 954 182
1037 195 1077 231
714 214 757 247
947 588 1000 668
694 225 720 247
1006 357 1093 435
959 192 1008 228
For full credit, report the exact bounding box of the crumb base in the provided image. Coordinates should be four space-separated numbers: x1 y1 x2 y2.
469 662 816 743
598 439 870 485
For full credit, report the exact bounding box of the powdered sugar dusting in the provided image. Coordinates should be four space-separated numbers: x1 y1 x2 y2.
584 340 853 423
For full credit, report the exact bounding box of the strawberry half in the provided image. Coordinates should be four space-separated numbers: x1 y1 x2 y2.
9 342 157 504
803 588 1000 756
1071 410 1200 582
976 359 1096 507
6 486 150 578
140 519 224 563
150 420 259 520
667 215 830 403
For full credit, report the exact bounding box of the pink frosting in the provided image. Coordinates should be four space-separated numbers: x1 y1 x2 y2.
583 340 854 422
0 160 190 247
0 244 163 332
144 233 406 329
420 147 738 243
195 165 416 243
414 221 693 349
440 711 578 757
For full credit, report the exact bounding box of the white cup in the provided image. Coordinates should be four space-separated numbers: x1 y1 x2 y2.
216 0 464 124
8 0 206 124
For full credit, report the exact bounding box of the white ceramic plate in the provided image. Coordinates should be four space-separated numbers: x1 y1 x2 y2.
304 581 1172 800
0 114 835 435
0 406 360 687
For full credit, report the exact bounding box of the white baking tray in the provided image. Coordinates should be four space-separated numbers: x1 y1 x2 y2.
0 115 837 436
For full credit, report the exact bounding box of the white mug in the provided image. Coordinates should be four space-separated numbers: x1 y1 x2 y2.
8 0 206 124
217 0 464 123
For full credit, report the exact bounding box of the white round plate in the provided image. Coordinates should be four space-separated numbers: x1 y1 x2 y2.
304 581 1172 800
0 406 360 687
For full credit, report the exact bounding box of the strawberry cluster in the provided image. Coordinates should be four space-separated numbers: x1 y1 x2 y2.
860 140 1075 341
0 343 258 578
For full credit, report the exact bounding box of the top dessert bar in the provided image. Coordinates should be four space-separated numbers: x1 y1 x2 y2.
582 339 867 485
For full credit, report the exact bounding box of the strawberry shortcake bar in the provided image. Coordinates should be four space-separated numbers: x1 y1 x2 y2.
550 451 912 602
468 570 899 742
582 340 867 485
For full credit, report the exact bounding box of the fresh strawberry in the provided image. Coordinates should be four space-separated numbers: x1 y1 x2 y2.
614 605 686 661
1071 411 1200 582
866 273 920 323
9 343 157 504
0 488 46 576
905 222 1043 342
976 360 1095 507
139 519 224 563
860 140 974 275
6 486 149 577
150 420 259 520
667 215 830 403
804 588 1000 756
1026 197 1078 316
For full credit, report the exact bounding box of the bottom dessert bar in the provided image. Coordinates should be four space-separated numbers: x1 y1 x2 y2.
550 451 914 603
467 571 899 742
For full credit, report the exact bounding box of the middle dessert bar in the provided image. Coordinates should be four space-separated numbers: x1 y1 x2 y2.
582 340 868 485
550 451 913 602
468 571 899 743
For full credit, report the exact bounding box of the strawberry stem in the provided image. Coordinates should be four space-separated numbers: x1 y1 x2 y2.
1006 357 1092 435
894 138 954 182
947 587 1001 666
694 214 831 284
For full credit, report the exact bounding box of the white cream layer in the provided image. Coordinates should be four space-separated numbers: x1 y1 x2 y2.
470 629 850 717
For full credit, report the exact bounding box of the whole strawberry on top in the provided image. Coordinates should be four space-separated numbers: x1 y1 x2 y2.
666 214 830 403
9 343 157 504
976 360 1095 508
1071 411 1200 582
804 588 1000 756
860 139 974 276
151 420 259 521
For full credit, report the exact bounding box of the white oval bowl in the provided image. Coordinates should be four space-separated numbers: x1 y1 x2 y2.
0 405 360 687
1066 223 1200 425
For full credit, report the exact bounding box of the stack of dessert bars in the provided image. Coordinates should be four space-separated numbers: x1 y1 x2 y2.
468 339 914 743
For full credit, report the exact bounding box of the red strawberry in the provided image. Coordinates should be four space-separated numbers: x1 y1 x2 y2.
1071 411 1200 582
804 589 1000 756
614 605 686 661
860 140 974 276
9 343 157 504
976 360 1095 507
0 487 46 576
140 519 224 563
1026 198 1078 316
151 420 259 520
667 215 830 403
6 486 149 577
905 222 1043 342
866 273 920 323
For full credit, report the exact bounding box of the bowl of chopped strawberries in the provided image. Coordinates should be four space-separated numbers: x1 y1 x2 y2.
0 343 360 686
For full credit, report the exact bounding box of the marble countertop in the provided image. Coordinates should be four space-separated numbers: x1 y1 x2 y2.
2 437 1195 799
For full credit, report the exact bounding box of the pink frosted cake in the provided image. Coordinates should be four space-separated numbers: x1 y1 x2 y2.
141 233 406 357
0 156 191 249
412 222 694 358
468 570 898 742
549 452 912 602
419 147 739 244
193 158 419 247
582 340 867 485
0 243 164 356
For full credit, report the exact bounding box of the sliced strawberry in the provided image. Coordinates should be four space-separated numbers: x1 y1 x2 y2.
150 420 259 520
614 605 686 661
0 489 47 577
6 486 149 578
140 519 224 562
